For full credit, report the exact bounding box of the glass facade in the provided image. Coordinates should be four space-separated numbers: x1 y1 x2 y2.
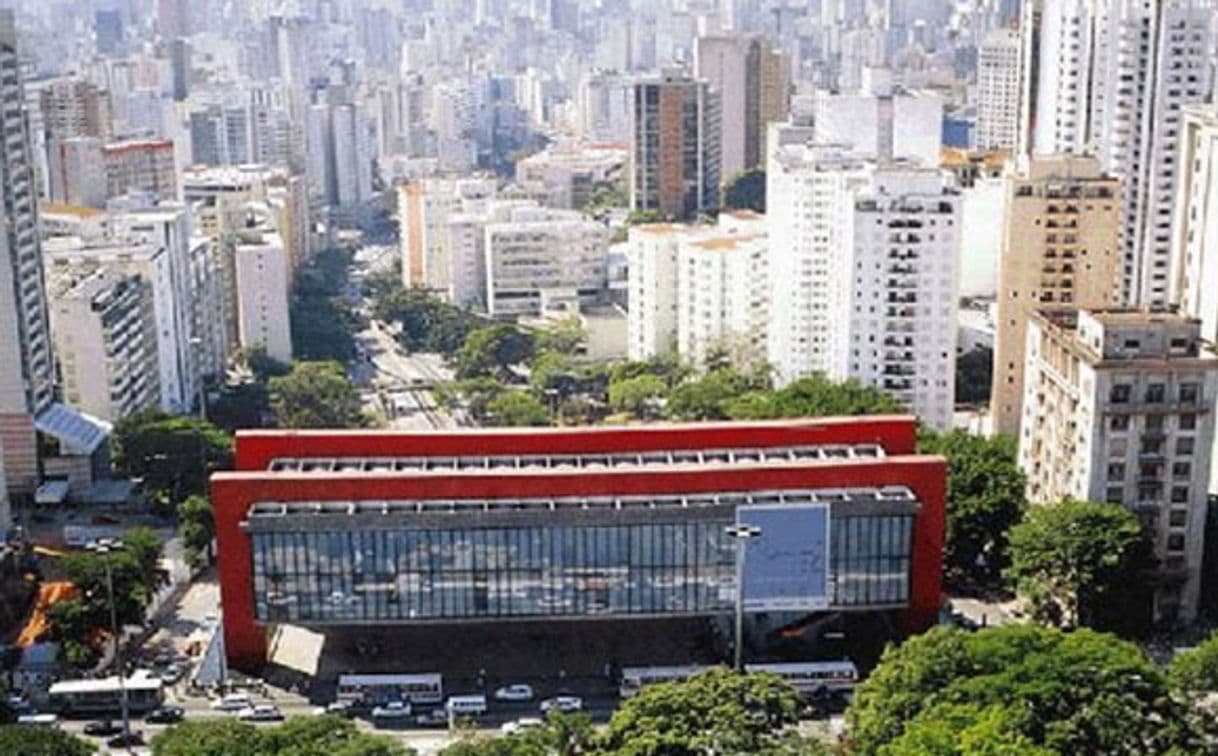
250 513 914 624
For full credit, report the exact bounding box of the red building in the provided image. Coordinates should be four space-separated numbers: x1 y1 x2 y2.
211 416 946 671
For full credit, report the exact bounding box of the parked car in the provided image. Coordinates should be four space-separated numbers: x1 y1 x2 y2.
211 693 252 711
371 700 412 721
159 665 184 684
501 717 544 735
106 731 145 748
83 720 122 736
539 696 583 714
493 684 535 702
145 705 185 724
414 708 449 727
237 704 283 722
323 700 355 717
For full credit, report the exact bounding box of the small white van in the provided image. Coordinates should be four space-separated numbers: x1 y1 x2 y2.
445 694 488 716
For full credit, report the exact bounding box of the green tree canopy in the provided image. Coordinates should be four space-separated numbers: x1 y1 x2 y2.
178 494 215 567
1169 629 1218 693
455 325 537 381
291 248 362 363
0 725 94 755
534 318 585 356
1005 499 1152 632
113 411 232 501
435 377 508 424
725 374 903 419
269 361 365 428
608 374 667 418
723 168 766 212
916 430 1026 586
600 667 803 755
152 715 414 756
666 367 770 421
485 391 551 427
846 625 1203 755
372 286 483 355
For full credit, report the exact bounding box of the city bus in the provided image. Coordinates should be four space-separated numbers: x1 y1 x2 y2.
618 665 714 698
745 661 859 698
47 671 165 715
336 673 443 706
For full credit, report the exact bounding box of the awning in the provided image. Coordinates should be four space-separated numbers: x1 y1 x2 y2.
35 404 111 456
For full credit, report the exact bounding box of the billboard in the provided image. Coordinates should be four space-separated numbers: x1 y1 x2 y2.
737 504 830 612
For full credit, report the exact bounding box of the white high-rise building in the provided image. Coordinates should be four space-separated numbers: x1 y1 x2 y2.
305 101 373 210
766 142 961 427
1172 106 1218 348
433 81 480 173
484 209 609 317
233 225 292 364
627 224 682 361
975 29 1021 151
1029 0 1216 306
1020 308 1218 623
0 12 57 494
812 86 943 167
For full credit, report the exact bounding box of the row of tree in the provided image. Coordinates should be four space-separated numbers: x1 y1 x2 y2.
28 622 1218 754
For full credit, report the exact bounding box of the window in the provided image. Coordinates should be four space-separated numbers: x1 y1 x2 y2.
1106 486 1124 503
1110 415 1130 431
1170 510 1188 528
1180 382 1199 404
1109 438 1128 457
1145 415 1165 432
1173 462 1191 479
1167 534 1185 553
1177 438 1195 455
1140 438 1164 456
1107 463 1126 481
1180 413 1196 431
1110 384 1131 404
1145 383 1166 403
1171 486 1190 503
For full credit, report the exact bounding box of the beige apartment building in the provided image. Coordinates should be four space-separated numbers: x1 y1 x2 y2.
1019 308 1218 623
992 155 1122 436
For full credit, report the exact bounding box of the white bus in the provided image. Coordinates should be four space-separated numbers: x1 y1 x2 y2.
48 671 165 715
336 673 443 705
618 665 714 699
745 661 859 697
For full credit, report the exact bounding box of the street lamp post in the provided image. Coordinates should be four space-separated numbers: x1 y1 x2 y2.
91 541 131 749
724 523 761 671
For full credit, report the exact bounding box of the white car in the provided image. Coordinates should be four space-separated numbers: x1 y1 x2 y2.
237 704 283 722
210 693 252 711
371 701 412 719
539 696 582 714
501 717 544 735
493 684 535 702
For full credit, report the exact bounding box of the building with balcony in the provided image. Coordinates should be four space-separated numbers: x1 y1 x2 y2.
484 208 609 317
1019 308 1218 622
993 155 1122 436
210 417 947 671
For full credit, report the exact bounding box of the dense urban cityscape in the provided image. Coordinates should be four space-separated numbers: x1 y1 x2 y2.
0 0 1217 753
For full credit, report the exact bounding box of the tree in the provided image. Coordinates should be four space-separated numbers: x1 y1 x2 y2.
846 625 1203 755
290 248 361 363
113 411 232 502
667 368 769 421
599 667 803 755
1005 499 1152 632
435 378 508 423
0 725 94 755
1169 629 1218 693
372 286 483 355
534 318 585 356
916 430 1026 587
439 712 593 756
725 374 903 419
485 392 551 427
178 495 214 567
152 716 414 756
608 374 667 418
955 346 993 405
269 361 365 428
583 181 629 216
455 326 536 381
724 168 766 212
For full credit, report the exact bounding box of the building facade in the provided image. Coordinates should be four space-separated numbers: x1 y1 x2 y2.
1019 309 1218 623
992 155 1123 437
630 71 721 220
1170 105 1218 351
975 29 1020 151
211 417 947 670
484 211 609 317
49 270 159 423
0 11 56 494
233 226 292 364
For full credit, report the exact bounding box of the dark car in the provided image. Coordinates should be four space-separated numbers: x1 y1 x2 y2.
146 705 185 724
83 720 122 736
106 731 145 748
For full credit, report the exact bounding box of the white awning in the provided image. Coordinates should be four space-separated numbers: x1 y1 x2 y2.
35 404 111 456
